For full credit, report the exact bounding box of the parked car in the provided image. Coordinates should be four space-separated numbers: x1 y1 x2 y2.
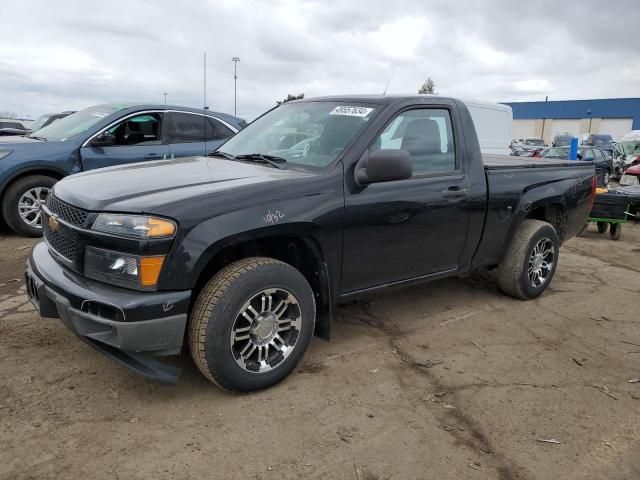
0 120 29 137
620 164 640 187
585 134 614 157
521 138 545 147
542 146 612 184
552 133 573 147
29 111 76 133
25 95 596 391
613 131 640 179
0 103 244 236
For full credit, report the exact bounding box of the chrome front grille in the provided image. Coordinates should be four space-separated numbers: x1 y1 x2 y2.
45 194 89 227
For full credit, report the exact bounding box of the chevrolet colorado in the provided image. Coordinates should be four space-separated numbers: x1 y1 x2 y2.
26 95 596 391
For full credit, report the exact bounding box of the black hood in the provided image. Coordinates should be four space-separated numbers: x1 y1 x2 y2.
53 156 311 212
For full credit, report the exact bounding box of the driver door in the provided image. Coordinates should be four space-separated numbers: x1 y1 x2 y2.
80 112 169 171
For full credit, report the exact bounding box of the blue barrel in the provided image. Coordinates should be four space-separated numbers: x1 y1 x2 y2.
569 137 579 160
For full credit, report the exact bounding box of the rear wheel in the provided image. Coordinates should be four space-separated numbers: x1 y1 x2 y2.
498 220 559 299
188 257 315 392
2 175 56 237
597 222 608 234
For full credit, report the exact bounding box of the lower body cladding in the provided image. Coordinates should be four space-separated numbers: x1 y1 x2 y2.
25 242 191 384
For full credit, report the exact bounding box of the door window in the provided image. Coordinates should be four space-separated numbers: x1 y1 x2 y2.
106 113 162 146
371 109 456 175
206 117 234 141
167 112 209 143
583 149 595 161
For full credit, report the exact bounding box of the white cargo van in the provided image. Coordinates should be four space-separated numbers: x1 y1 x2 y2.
462 100 513 155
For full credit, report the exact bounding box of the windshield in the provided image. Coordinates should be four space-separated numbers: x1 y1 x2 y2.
218 101 378 169
524 138 544 146
30 115 51 132
28 105 126 141
620 141 640 155
554 135 571 146
543 147 569 159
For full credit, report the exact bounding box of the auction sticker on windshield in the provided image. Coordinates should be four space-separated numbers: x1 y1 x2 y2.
330 106 374 117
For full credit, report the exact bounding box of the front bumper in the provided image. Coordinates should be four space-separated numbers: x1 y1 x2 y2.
26 242 191 384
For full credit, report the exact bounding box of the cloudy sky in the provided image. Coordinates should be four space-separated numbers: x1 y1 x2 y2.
2 0 639 120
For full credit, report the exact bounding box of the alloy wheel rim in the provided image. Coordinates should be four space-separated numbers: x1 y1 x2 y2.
230 288 302 373
18 187 49 229
527 238 555 288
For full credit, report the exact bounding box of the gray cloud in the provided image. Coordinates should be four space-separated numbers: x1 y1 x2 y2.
1 0 639 120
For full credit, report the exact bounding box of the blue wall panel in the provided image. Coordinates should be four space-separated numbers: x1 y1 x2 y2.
503 98 640 129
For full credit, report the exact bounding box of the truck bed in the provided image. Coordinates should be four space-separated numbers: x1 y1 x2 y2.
483 154 590 170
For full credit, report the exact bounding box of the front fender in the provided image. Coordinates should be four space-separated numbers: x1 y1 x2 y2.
158 186 344 291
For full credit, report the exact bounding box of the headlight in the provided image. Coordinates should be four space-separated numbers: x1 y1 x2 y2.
84 247 165 289
92 213 176 238
0 150 13 160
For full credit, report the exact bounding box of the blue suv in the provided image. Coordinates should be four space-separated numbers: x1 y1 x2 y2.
0 103 244 236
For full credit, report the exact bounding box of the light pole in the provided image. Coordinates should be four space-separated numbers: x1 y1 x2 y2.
232 57 240 116
163 92 168 104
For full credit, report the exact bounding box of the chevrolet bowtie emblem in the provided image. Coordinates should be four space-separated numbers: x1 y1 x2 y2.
48 215 61 232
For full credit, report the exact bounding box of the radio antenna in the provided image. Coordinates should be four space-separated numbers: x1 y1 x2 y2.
382 77 391 95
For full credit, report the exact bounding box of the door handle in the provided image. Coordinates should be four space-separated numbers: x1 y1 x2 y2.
441 187 468 199
144 153 162 160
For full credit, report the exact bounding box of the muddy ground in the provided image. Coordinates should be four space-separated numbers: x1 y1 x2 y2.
1 220 639 480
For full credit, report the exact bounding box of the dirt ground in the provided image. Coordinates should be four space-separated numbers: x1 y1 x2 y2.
1 219 639 480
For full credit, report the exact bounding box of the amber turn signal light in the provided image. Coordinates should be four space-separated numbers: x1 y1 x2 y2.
139 256 165 287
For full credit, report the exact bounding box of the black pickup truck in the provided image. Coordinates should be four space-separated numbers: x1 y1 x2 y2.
25 95 596 391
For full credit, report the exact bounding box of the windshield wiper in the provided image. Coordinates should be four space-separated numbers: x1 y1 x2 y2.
235 153 287 169
208 150 236 160
28 135 47 141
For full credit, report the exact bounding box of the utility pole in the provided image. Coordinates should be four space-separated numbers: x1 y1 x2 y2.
203 52 207 109
232 57 240 116
163 92 168 104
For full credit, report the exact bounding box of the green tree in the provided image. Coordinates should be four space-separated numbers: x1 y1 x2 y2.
277 93 305 105
418 78 436 95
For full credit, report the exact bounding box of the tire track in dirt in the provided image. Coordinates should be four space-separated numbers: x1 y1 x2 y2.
336 301 528 480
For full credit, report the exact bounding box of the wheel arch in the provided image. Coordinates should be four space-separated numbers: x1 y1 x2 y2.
192 230 332 340
524 201 568 241
498 197 568 268
0 166 67 200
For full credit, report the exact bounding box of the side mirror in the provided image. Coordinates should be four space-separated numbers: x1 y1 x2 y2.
90 131 115 147
355 149 412 185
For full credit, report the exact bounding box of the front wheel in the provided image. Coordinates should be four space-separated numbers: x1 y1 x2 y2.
188 257 315 392
597 222 608 234
2 175 57 237
498 220 559 299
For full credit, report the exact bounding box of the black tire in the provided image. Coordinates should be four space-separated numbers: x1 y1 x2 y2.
188 257 315 392
498 220 560 300
609 223 621 240
597 222 608 234
2 175 57 237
